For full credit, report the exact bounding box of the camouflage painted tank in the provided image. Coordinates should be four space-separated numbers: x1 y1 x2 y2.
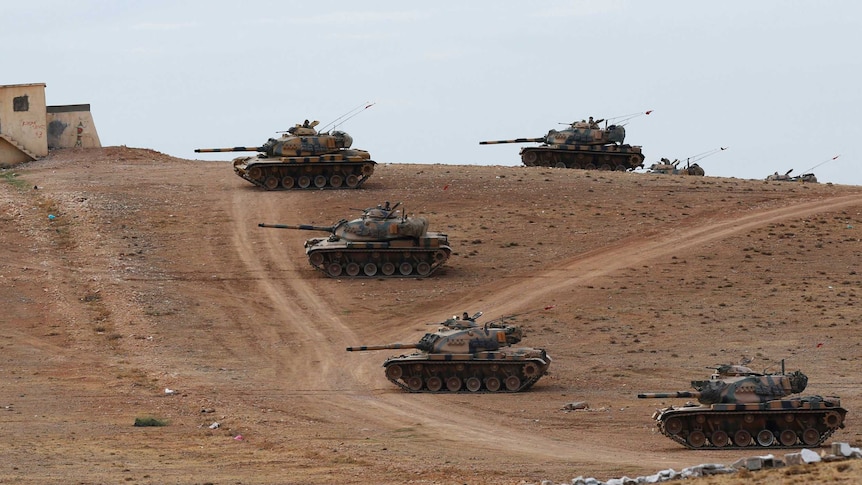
647 148 728 176
480 116 645 170
346 312 552 392
647 158 705 176
258 202 451 278
195 120 376 190
638 361 846 449
766 169 818 183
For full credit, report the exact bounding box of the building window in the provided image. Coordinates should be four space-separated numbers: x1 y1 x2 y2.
13 95 30 112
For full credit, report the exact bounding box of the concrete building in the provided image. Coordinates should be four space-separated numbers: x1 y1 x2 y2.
0 83 101 167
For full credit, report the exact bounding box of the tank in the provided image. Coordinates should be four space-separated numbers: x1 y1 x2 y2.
346 312 552 392
647 158 705 176
647 148 728 176
258 202 451 278
195 120 376 190
480 117 645 171
766 169 818 183
638 361 847 449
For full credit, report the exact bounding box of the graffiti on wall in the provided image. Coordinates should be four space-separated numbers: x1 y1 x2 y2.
21 120 46 139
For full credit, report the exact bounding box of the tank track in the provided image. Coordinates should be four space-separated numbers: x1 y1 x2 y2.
307 246 451 278
382 359 549 393
233 156 376 190
655 407 847 450
520 145 644 171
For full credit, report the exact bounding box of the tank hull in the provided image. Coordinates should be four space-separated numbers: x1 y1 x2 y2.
651 396 846 449
381 348 552 393
232 151 376 190
304 234 451 278
520 144 644 171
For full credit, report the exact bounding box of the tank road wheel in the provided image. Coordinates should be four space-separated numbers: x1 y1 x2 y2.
446 376 462 392
416 262 432 276
570 162 582 170
309 252 325 267
381 262 396 276
522 151 538 166
281 176 295 189
264 176 280 190
554 161 566 169
345 174 360 188
314 175 327 188
399 262 413 276
801 428 820 446
733 429 752 447
363 262 378 276
327 263 343 277
484 376 501 392
599 163 612 171
779 429 798 446
298 175 312 188
687 430 706 448
406 376 423 391
584 163 596 170
824 411 842 428
710 430 729 447
465 377 482 392
756 429 775 447
615 164 627 171
664 417 683 435
504 375 521 391
522 362 540 378
329 174 343 188
385 365 403 381
426 376 443 392
345 262 361 277
248 167 263 180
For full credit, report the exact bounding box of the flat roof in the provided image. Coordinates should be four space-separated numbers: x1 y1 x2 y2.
0 83 47 89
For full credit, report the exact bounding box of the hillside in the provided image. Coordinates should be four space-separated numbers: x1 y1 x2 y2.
1 146 861 484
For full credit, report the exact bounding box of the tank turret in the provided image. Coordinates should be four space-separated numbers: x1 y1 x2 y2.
638 361 846 449
347 313 551 393
480 115 644 171
638 366 807 405
258 202 451 278
195 119 375 190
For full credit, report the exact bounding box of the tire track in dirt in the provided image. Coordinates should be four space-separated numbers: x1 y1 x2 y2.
450 194 862 320
229 190 362 390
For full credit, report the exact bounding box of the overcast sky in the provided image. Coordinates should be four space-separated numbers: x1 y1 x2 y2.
4 1 860 185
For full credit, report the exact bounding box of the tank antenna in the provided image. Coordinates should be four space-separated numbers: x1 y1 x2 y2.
605 109 654 126
319 101 376 132
801 154 840 174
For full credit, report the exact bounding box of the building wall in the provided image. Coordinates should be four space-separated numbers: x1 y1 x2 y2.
0 83 49 159
46 105 102 149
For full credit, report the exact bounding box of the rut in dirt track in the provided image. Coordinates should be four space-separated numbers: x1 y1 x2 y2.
449 194 862 320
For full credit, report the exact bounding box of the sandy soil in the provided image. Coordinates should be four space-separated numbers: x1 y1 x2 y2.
1 146 862 484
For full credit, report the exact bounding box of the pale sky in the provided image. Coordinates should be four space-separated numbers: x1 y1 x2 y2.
4 1 860 184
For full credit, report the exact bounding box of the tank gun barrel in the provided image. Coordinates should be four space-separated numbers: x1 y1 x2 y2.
479 137 545 145
258 222 339 232
638 391 702 399
195 146 264 153
346 343 420 351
